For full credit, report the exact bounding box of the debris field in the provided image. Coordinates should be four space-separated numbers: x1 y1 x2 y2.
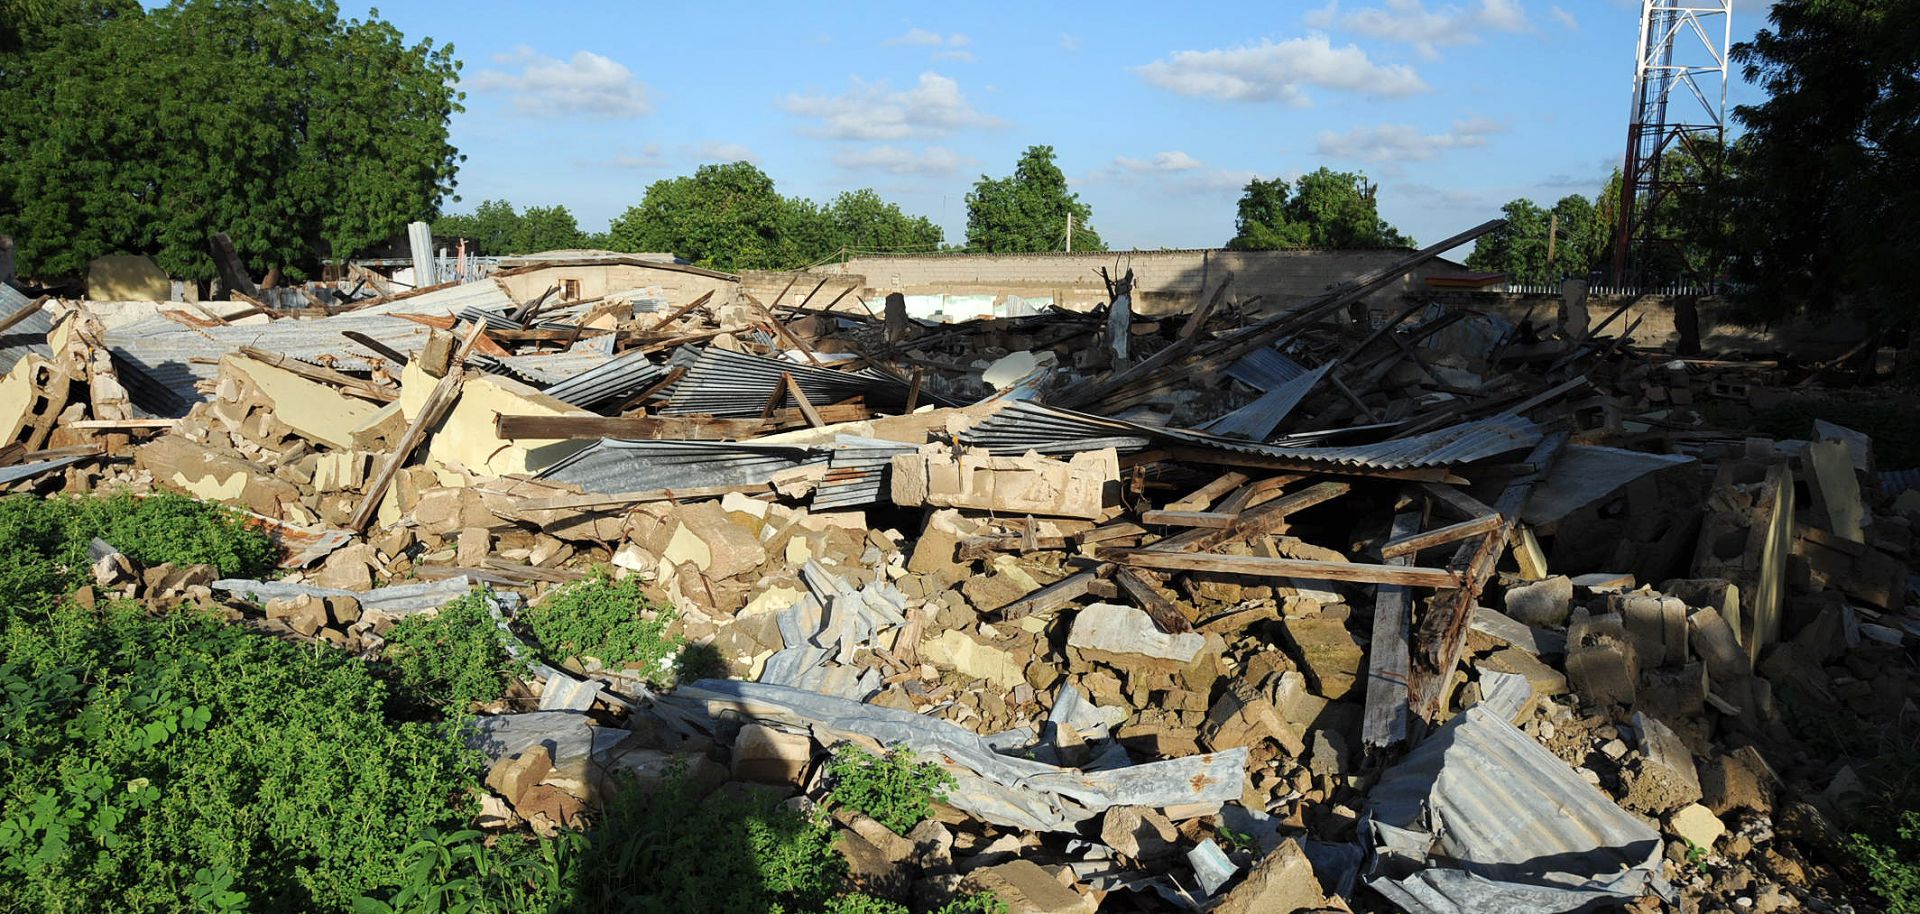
0 220 1913 914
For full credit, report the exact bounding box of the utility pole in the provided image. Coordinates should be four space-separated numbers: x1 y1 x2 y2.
1547 211 1558 271
1066 213 1074 253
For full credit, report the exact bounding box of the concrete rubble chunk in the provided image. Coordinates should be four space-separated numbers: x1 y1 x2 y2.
1620 712 1702 814
1504 574 1573 627
891 447 1119 520
922 628 1027 691
1668 803 1726 851
485 744 553 806
1211 838 1327 914
732 723 812 786
1068 603 1205 668
963 859 1092 914
1279 614 1363 699
1565 609 1639 708
1099 805 1179 864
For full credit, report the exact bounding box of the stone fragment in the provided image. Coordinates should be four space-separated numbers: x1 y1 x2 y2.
456 526 491 567
963 859 1093 914
515 784 587 835
1700 750 1774 816
836 829 909 901
922 629 1027 690
1279 614 1363 699
325 595 362 627
1203 685 1305 756
732 724 812 787
673 501 767 580
265 593 330 637
1210 838 1326 914
1620 712 1702 814
1068 603 1205 668
891 446 1117 519
1100 806 1179 864
1668 802 1726 851
1565 609 1639 707
1504 575 1574 627
1479 647 1569 697
485 745 553 806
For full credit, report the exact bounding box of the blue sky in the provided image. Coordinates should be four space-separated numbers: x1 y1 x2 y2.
351 0 1771 252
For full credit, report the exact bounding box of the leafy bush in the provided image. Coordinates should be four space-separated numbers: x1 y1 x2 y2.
824 893 1006 914
520 573 679 683
382 590 524 715
0 492 278 619
824 745 956 835
1855 810 1920 914
0 600 480 912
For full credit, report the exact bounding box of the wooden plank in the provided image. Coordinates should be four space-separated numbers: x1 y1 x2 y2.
1100 548 1460 588
646 290 715 331
342 330 410 366
1408 431 1569 721
67 418 176 430
501 483 768 514
1419 482 1497 520
1112 566 1194 634
0 295 51 336
238 346 397 402
747 294 823 367
1469 605 1567 655
1381 512 1503 560
1166 471 1248 512
1363 510 1421 749
1153 480 1351 553
347 321 488 532
1138 509 1234 529
1510 525 1550 580
994 570 1097 621
785 373 825 428
1078 522 1146 545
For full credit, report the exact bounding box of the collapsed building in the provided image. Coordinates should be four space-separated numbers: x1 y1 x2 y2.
0 217 1910 913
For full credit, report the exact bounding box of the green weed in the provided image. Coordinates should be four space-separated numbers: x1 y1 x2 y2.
824 745 956 835
381 590 526 715
520 572 680 684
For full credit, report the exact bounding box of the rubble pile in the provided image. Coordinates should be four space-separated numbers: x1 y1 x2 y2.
0 226 1913 913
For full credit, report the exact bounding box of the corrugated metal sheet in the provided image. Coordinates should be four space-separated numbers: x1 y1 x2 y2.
539 350 668 412
537 438 826 494
960 401 1540 471
109 279 517 416
1200 363 1331 440
660 348 939 417
1881 467 1920 497
814 436 917 510
0 285 54 376
1364 706 1669 912
1226 345 1308 390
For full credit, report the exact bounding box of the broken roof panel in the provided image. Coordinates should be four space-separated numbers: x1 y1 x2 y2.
660 347 948 417
536 349 669 412
536 438 826 494
1363 706 1670 914
960 401 1540 473
1200 363 1331 441
0 285 53 376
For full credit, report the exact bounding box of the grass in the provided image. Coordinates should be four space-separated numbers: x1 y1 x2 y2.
520 572 680 684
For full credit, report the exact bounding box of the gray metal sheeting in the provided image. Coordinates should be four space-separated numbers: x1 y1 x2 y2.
962 401 1540 471
1226 345 1308 390
1364 706 1669 913
660 348 941 417
1199 362 1331 440
109 279 516 416
538 438 826 494
0 285 54 377
814 436 917 510
538 350 669 412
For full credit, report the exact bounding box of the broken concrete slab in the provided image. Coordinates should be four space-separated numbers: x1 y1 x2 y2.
1279 614 1363 700
1067 603 1205 669
922 628 1027 691
1211 838 1327 914
964 859 1092 914
891 446 1119 520
1620 712 1702 815
1504 574 1573 627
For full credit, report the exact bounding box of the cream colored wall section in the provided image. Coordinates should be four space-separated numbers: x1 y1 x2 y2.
399 360 596 478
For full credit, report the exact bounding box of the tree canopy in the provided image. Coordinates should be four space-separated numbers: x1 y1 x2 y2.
1227 168 1412 251
603 162 941 272
0 0 463 281
1721 0 1918 319
432 201 592 256
964 146 1104 253
1465 194 1607 285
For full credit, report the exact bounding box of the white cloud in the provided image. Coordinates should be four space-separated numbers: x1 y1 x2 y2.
1093 152 1257 195
1309 0 1530 59
1551 6 1578 29
1113 151 1205 173
1059 33 1082 52
782 72 1001 140
1135 34 1428 105
608 143 667 169
471 46 653 118
889 28 973 61
833 145 970 176
695 142 759 164
1315 117 1507 162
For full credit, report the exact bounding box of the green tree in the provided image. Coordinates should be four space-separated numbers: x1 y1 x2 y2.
827 189 944 254
1549 193 1603 278
431 198 520 255
1722 0 1919 318
0 0 462 281
604 163 943 271
1227 168 1411 250
1467 198 1553 284
606 162 790 270
513 204 587 254
964 146 1104 253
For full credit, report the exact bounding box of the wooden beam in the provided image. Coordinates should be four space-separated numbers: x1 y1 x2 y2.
342 330 409 366
1112 566 1194 633
1380 512 1504 560
1100 548 1460 588
785 373 825 428
1419 482 1497 520
646 290 715 331
1363 510 1422 749
1153 480 1351 553
67 418 177 430
237 346 397 402
0 295 50 336
1408 431 1569 721
994 570 1097 621
1166 471 1248 512
1138 509 1234 529
746 294 823 367
347 322 488 532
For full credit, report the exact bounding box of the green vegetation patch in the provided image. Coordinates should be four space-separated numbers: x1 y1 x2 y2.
824 745 956 835
382 589 526 715
521 572 680 683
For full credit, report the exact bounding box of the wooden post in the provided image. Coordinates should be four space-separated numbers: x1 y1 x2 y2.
208 233 260 300
346 321 487 532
